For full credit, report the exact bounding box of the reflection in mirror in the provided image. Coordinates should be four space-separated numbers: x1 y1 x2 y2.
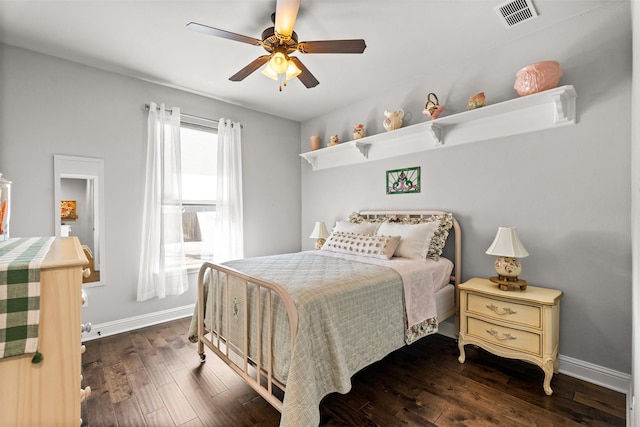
54 155 105 286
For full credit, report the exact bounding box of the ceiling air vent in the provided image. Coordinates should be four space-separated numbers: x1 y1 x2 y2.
495 0 538 29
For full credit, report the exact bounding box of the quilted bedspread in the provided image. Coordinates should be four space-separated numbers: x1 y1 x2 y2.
189 251 443 427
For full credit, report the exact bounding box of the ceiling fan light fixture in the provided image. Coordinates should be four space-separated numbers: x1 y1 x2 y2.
261 63 279 80
269 50 289 74
285 59 301 79
261 57 301 90
187 0 361 90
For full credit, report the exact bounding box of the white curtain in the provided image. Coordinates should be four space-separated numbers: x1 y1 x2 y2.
214 118 244 263
137 102 188 301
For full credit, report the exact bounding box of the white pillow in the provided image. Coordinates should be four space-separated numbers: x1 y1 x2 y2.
332 220 379 235
377 222 440 260
321 231 401 260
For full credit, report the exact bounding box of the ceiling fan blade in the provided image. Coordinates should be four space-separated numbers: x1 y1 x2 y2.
187 22 262 46
274 0 300 37
229 56 270 81
296 39 367 54
290 57 319 88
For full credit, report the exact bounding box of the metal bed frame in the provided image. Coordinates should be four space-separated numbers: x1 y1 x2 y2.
196 210 461 412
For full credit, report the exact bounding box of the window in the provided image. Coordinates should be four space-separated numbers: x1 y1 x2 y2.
180 123 217 267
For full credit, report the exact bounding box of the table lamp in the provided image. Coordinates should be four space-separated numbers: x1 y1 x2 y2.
309 221 329 249
485 226 529 290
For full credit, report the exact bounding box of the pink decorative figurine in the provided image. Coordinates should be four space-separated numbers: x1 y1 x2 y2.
468 92 486 110
514 61 563 96
422 93 445 120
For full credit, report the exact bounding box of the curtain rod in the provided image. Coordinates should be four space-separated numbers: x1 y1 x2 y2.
143 104 243 128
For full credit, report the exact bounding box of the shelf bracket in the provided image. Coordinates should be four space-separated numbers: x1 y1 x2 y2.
425 123 443 145
354 141 371 158
550 89 576 125
300 153 318 170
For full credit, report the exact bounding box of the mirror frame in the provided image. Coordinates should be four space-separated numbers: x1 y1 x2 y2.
54 155 106 287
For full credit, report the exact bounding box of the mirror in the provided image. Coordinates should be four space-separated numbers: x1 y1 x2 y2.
54 155 105 286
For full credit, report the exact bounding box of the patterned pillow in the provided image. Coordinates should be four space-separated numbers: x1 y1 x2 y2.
321 231 401 260
349 212 454 260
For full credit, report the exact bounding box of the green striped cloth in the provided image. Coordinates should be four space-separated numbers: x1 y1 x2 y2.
0 237 55 360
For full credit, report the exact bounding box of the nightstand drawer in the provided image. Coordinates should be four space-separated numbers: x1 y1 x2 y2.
467 293 541 328
467 317 541 356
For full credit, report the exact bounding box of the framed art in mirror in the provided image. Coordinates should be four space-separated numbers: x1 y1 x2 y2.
54 155 105 287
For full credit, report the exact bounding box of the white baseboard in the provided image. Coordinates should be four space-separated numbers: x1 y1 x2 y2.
81 304 195 342
558 354 630 394
436 319 630 395
83 307 630 396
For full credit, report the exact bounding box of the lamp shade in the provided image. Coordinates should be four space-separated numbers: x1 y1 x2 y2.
269 50 288 74
261 63 279 80
285 59 301 79
485 227 529 258
309 221 329 239
262 58 301 81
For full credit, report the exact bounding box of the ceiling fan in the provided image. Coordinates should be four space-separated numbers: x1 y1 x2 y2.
187 0 366 90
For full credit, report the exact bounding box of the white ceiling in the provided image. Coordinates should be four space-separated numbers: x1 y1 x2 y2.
0 0 614 122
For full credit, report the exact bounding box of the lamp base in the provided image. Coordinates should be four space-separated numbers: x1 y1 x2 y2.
489 275 527 291
315 238 326 250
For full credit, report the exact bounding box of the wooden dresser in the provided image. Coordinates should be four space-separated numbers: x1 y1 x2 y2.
0 237 89 426
457 277 563 395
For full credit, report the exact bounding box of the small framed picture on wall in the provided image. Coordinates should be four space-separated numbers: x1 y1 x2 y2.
386 167 421 194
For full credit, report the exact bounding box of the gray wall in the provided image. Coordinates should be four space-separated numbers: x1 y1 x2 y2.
300 3 632 373
0 44 302 326
0 2 631 377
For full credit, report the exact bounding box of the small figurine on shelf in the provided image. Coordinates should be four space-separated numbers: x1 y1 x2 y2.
353 124 365 140
328 134 339 147
310 135 320 151
514 61 563 96
468 92 486 110
383 109 404 131
422 92 445 120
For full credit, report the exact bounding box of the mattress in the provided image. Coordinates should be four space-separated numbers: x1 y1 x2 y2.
435 283 456 318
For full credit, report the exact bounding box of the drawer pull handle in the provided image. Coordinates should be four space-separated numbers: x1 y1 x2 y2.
486 328 517 341
80 386 91 402
486 304 517 316
81 322 92 333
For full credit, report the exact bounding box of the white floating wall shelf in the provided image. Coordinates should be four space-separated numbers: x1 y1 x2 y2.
300 85 577 170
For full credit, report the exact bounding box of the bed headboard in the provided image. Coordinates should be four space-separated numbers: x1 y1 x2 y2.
357 210 461 286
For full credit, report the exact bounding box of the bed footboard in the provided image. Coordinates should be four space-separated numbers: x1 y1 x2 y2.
197 262 299 412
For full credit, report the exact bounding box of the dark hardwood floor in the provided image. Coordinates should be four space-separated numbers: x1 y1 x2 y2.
81 317 626 426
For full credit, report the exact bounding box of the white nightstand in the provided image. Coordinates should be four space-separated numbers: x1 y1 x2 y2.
457 277 563 395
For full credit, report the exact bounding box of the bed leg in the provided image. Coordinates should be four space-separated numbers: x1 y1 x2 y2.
198 340 206 363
